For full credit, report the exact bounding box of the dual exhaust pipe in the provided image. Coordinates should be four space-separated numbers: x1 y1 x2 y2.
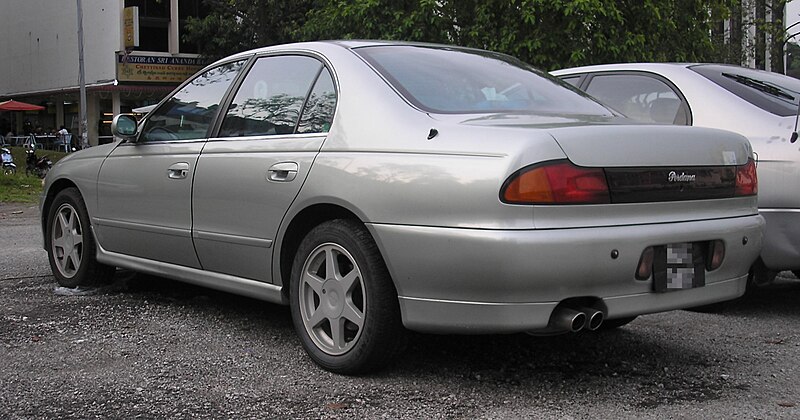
549 306 604 333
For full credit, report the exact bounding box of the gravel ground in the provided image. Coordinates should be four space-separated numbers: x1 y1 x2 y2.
1 203 799 419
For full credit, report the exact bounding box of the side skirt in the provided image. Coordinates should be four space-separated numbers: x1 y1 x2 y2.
94 229 286 305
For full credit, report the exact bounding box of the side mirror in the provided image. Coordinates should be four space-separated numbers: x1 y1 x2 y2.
111 114 139 140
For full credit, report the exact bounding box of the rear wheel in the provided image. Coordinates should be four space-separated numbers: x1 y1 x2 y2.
46 188 115 288
748 258 776 289
290 219 405 374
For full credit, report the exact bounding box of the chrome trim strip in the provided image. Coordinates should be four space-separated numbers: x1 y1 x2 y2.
94 239 285 305
93 217 191 237
193 230 273 248
399 296 555 306
759 208 800 213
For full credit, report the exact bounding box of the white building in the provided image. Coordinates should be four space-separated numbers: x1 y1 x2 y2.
0 0 208 146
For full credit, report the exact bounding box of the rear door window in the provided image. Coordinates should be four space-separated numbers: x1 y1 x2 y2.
584 73 690 125
219 55 333 137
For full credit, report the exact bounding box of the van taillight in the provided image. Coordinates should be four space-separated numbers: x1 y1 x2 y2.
735 158 757 196
501 160 610 205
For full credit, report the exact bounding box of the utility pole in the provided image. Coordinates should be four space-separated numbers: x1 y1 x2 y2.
77 0 88 148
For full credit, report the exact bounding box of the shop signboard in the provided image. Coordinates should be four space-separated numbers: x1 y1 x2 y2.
123 6 139 48
117 54 206 83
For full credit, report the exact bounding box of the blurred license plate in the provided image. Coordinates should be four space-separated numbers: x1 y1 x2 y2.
652 242 705 293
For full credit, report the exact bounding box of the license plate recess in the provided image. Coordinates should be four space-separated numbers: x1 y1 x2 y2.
652 242 706 293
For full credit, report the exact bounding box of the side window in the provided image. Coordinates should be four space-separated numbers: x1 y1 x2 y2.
219 55 325 137
560 76 581 87
585 74 689 125
141 60 245 142
297 68 337 134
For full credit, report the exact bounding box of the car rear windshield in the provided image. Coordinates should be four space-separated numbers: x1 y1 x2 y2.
354 45 612 115
690 64 800 117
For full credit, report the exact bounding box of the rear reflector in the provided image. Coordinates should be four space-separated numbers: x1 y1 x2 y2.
636 246 655 280
707 240 725 271
501 160 610 204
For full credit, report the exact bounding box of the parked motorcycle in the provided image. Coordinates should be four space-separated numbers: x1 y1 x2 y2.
1 147 16 175
25 149 52 179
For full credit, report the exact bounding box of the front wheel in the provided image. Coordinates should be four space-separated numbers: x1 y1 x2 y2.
290 219 405 374
2 166 14 176
46 187 115 288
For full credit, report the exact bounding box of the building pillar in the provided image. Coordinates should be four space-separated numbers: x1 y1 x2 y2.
86 93 100 147
169 0 179 54
56 98 65 129
112 91 121 117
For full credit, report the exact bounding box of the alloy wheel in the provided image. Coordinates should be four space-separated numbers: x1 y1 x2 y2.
299 242 366 356
51 203 83 278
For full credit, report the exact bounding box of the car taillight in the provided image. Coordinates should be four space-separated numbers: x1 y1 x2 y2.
501 160 610 204
734 158 757 196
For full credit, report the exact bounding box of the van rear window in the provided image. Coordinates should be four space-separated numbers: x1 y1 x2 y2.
690 64 800 117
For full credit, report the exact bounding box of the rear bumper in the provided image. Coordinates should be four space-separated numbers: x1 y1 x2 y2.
368 215 763 334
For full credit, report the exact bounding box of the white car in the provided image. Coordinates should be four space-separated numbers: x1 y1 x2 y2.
553 63 800 284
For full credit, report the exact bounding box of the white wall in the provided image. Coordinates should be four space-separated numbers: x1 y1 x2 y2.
0 0 122 96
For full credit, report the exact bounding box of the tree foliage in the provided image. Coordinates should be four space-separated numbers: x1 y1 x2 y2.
183 0 787 71
299 0 735 69
182 0 313 61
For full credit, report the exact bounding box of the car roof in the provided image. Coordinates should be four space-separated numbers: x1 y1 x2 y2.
549 62 766 77
550 63 696 76
210 40 501 68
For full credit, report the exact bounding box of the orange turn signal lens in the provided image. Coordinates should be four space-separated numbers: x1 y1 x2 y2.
502 160 610 204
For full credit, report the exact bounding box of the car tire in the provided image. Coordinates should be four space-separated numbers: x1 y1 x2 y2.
594 316 637 330
290 219 406 374
748 258 776 289
46 187 115 288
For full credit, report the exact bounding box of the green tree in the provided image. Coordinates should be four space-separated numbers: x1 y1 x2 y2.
184 0 793 73
182 0 313 60
300 0 731 70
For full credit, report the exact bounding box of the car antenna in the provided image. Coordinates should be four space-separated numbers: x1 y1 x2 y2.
792 97 800 143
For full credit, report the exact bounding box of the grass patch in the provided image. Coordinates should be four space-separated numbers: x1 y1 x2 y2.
1 146 68 204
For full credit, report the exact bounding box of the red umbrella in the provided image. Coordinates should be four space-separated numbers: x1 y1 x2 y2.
0 100 45 111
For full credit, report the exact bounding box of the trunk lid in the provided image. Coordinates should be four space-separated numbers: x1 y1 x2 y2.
546 124 752 168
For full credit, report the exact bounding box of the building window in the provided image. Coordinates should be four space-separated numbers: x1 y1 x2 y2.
124 0 208 54
126 0 170 52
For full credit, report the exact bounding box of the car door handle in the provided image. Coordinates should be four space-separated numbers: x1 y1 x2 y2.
167 162 190 179
267 162 299 182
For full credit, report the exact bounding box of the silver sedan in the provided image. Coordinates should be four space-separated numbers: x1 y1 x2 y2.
41 41 763 374
552 63 800 285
